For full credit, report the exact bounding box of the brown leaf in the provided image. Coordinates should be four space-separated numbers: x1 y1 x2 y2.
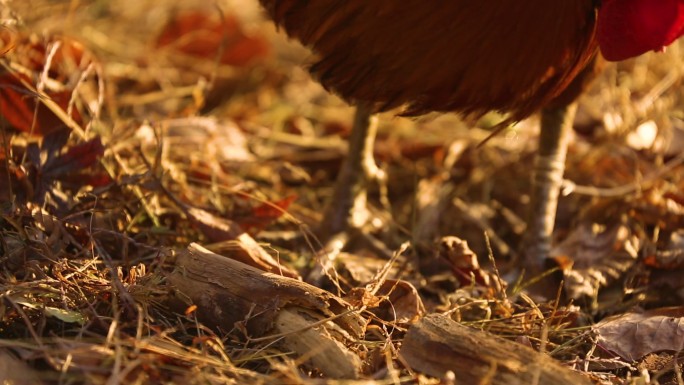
156 11 269 67
236 195 297 234
594 307 684 361
0 26 17 57
0 74 80 135
373 279 426 324
0 36 92 136
33 136 109 204
42 137 105 176
436 236 504 293
552 222 639 300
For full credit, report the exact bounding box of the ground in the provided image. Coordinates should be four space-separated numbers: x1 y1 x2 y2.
1 1 684 384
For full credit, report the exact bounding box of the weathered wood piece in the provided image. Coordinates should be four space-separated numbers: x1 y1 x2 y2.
166 243 366 378
399 314 592 385
274 306 362 379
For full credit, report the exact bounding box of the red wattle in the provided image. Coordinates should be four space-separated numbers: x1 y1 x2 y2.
598 0 684 61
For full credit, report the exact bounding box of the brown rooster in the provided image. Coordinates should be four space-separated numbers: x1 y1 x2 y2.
259 0 684 268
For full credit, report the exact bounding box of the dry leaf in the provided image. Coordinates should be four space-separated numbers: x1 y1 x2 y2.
156 10 269 67
437 236 504 293
594 307 684 361
553 222 639 300
0 36 92 135
236 195 297 234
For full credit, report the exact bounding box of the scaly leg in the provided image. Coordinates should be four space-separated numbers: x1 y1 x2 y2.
309 105 386 285
318 104 384 239
525 102 577 270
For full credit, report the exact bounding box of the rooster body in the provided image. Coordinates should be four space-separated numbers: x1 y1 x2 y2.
262 1 598 119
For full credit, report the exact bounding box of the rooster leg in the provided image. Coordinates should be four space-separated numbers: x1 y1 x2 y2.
308 105 383 285
525 102 578 270
318 104 384 239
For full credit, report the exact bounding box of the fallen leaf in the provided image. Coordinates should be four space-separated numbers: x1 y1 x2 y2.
0 74 81 135
156 10 269 67
236 195 297 234
372 279 426 324
44 306 86 325
594 307 684 361
437 236 504 293
553 222 639 301
0 36 92 135
31 135 109 204
0 26 17 56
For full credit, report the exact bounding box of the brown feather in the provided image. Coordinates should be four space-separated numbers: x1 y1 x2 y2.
261 1 599 120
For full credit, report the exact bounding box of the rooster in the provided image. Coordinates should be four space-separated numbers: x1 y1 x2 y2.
259 0 684 268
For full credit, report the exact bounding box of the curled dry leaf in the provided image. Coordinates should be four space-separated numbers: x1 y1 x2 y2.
373 279 425 324
1 129 108 206
594 307 684 362
345 279 425 324
437 236 505 294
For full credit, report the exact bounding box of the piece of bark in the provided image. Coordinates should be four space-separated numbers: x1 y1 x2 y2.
274 306 362 379
167 243 366 336
166 243 366 378
400 314 592 385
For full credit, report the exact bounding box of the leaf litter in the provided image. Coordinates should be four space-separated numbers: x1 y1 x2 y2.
0 1 684 384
